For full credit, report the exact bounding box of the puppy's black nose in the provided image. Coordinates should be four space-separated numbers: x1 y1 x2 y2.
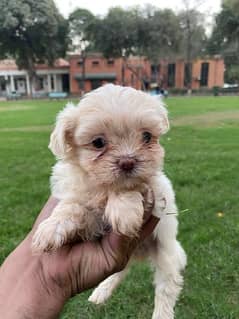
118 157 136 172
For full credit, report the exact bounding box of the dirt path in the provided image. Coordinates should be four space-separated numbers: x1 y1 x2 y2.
0 125 52 132
0 105 36 112
172 110 239 127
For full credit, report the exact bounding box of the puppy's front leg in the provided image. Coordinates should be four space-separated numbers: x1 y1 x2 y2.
32 201 87 253
105 192 144 237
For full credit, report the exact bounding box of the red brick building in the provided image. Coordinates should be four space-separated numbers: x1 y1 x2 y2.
152 56 225 90
69 53 151 95
70 53 224 94
0 54 224 97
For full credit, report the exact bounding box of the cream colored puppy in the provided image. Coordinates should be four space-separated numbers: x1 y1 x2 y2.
32 84 186 319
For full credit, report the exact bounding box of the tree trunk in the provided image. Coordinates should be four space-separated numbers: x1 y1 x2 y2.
186 14 192 95
27 57 37 98
121 56 127 86
80 51 86 95
125 63 146 91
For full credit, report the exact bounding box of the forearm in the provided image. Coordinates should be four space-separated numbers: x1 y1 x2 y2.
0 239 66 319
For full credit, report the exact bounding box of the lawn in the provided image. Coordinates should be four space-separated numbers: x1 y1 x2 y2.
0 96 239 318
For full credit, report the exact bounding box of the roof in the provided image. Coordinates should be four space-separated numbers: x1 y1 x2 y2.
53 58 69 68
0 58 69 71
68 52 103 58
75 73 117 80
0 59 18 71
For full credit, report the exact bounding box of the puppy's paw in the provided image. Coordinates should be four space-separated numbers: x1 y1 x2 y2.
105 191 144 238
32 218 75 253
113 207 143 237
152 307 174 319
88 287 111 305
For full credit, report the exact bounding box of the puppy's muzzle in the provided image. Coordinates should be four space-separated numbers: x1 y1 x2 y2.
118 157 136 172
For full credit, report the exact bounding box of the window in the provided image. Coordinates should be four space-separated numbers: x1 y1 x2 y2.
184 63 192 87
92 60 99 66
51 76 54 90
0 83 5 91
91 79 101 89
151 64 160 74
151 64 161 82
0 77 6 91
39 77 44 90
167 63 176 87
107 59 114 66
77 60 84 66
200 62 209 87
35 77 44 91
14 78 18 90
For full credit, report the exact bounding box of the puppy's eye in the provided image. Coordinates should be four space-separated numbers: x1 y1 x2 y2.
142 131 152 144
92 137 106 149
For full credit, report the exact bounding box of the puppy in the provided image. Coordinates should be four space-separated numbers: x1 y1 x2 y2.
32 84 186 319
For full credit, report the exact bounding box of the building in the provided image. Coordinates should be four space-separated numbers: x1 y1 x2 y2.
0 59 69 97
0 54 224 97
152 56 225 90
69 53 151 95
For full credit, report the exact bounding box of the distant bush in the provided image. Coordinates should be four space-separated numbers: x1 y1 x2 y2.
168 86 239 96
191 88 212 95
220 86 239 94
168 88 188 95
213 86 219 96
168 88 211 95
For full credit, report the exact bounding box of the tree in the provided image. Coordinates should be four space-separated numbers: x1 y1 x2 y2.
68 8 96 92
135 6 182 88
137 7 182 62
208 0 239 83
91 7 138 59
209 1 239 50
89 6 183 88
67 5 208 90
0 0 69 95
178 0 207 92
224 0 239 11
88 7 141 86
68 8 96 53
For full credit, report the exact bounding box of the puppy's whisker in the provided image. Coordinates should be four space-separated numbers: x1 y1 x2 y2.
166 209 190 215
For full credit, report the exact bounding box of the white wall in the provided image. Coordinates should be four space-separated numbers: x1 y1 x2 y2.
0 70 68 95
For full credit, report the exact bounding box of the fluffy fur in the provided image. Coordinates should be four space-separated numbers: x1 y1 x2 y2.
32 84 186 319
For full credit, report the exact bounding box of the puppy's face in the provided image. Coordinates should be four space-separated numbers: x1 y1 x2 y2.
49 85 169 189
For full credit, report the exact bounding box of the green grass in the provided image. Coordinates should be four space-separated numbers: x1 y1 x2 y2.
0 96 239 318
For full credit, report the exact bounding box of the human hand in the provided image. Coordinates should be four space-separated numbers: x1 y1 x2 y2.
0 192 159 319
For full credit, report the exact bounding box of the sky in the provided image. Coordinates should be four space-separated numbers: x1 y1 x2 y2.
55 0 222 18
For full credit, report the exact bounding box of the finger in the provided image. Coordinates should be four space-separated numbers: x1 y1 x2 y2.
107 232 136 253
105 231 139 267
102 216 159 274
68 215 159 294
142 188 155 224
69 234 134 293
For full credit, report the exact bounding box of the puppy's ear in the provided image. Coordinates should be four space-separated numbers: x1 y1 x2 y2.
49 103 78 158
154 98 169 134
